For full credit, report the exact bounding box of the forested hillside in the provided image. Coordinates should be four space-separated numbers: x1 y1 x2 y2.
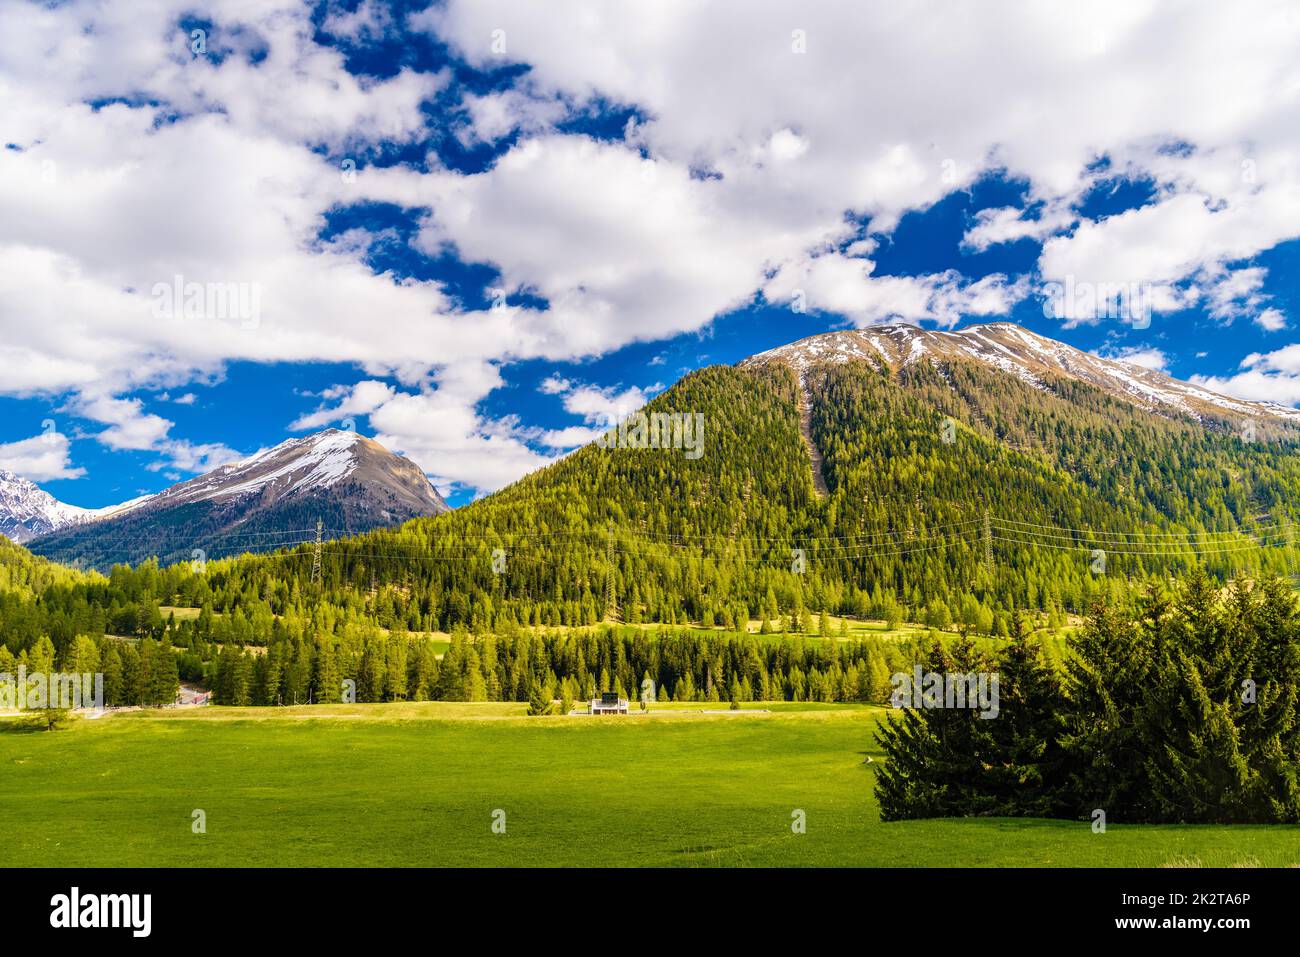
3 348 1300 706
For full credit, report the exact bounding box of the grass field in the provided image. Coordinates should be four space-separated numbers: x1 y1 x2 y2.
3 702 1297 867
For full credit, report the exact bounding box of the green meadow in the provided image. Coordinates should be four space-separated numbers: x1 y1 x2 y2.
2 702 1297 867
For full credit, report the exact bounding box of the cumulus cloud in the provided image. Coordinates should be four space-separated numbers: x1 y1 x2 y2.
290 380 398 431
531 377 662 449
1096 345 1169 372
6 0 1300 493
454 89 568 146
369 388 554 495
538 375 572 395
557 382 661 428
320 0 395 42
0 433 85 482
1255 308 1287 332
1192 344 1300 405
963 203 1077 252
763 254 1028 328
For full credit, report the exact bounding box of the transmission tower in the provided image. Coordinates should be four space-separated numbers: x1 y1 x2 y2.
1285 515 1296 582
311 518 323 587
983 508 993 571
604 524 618 621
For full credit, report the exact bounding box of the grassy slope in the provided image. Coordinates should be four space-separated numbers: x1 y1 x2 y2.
2 703 1297 868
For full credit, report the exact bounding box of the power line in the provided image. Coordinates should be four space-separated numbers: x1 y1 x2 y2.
83 510 1300 575
992 516 1286 539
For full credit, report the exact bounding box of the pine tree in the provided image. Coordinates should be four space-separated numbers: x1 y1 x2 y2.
1061 593 1159 821
99 642 124 706
315 639 341 703
150 637 180 706
874 639 986 820
526 681 552 716
230 653 253 706
973 618 1068 816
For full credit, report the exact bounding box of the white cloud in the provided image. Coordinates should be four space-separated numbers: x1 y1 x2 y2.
963 203 1076 252
64 392 240 474
290 379 398 431
369 389 554 495
1192 343 1300 406
70 394 172 452
5 0 1300 494
321 0 395 42
559 383 660 428
1200 265 1269 323
538 374 572 395
455 89 567 146
401 134 836 358
1038 174 1300 322
426 0 1300 238
530 376 662 448
1255 308 1287 332
763 254 1027 328
538 425 604 449
1097 345 1169 372
1192 369 1300 407
147 439 245 474
0 433 85 482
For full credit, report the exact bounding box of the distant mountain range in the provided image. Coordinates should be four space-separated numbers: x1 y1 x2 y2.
4 321 1300 636
5 430 448 569
188 318 1299 634
0 471 145 543
5 321 1300 596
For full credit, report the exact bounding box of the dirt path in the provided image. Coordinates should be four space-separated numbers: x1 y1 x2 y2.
797 379 830 498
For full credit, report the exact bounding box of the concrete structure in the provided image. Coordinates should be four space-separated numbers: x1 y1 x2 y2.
590 693 629 715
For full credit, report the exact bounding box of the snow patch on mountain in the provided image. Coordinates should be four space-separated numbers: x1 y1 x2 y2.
741 322 1300 427
2 429 448 552
161 429 367 506
0 470 94 542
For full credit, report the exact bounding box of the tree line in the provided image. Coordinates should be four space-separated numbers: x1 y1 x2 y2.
5 355 1300 709
0 632 179 708
205 624 917 709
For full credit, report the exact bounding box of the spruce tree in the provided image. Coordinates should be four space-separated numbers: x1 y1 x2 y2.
874 638 985 820
974 618 1067 817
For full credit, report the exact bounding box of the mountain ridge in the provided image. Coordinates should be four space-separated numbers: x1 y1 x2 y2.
18 429 449 568
0 469 146 543
741 322 1300 429
5 321 1300 648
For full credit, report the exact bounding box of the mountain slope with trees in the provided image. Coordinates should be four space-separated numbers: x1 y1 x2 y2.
3 324 1300 712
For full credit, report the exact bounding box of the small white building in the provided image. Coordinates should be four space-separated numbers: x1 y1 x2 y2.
590 693 629 715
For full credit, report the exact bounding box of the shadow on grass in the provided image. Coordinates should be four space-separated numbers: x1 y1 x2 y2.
0 714 76 733
0 718 50 734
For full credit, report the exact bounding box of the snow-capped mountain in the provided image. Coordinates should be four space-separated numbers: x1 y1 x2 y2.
136 429 446 513
742 322 1300 427
0 470 92 543
0 470 145 543
23 429 449 569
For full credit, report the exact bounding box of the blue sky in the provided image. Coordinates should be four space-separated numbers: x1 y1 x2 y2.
2 0 1299 509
